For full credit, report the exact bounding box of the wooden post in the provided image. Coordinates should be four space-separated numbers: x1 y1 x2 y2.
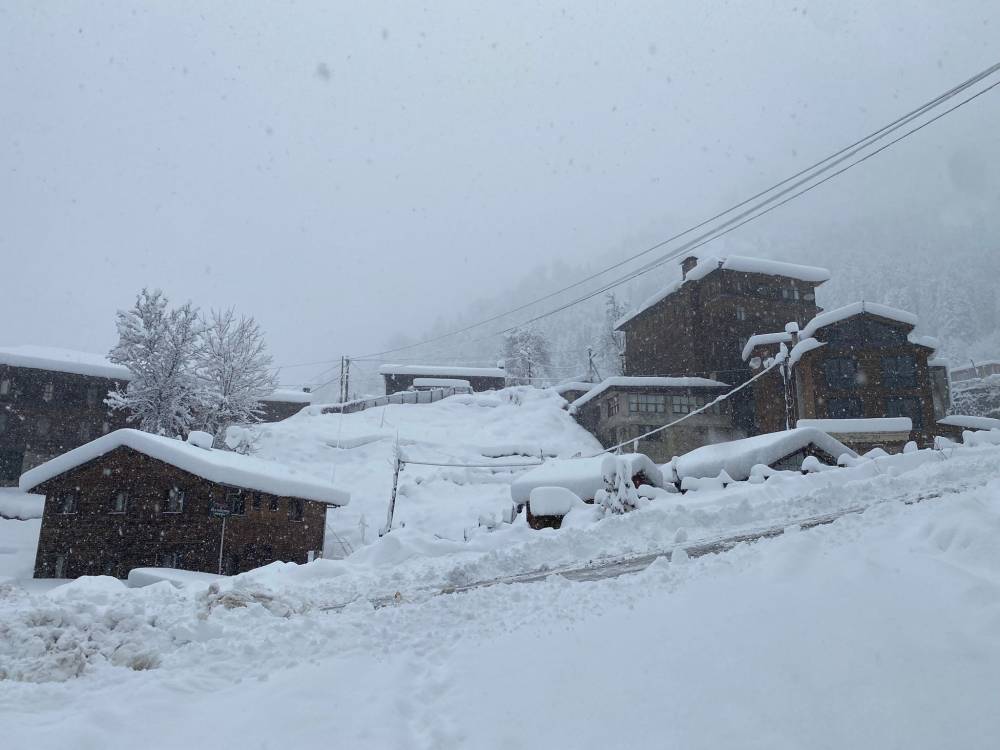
381 446 402 536
217 514 227 575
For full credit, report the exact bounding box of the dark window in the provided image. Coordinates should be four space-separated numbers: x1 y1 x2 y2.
0 413 6 434
158 550 180 569
289 498 304 522
102 559 118 577
826 397 864 419
226 488 245 515
56 493 78 514
223 553 240 575
42 383 54 402
54 554 68 578
606 396 620 417
0 378 10 397
111 491 127 514
885 396 924 429
269 496 280 512
164 486 185 513
882 356 917 388
251 493 261 511
628 394 666 413
823 358 859 389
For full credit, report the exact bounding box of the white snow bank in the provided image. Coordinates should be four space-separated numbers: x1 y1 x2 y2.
411 377 472 389
378 364 505 378
0 344 132 380
939 415 1000 431
797 417 912 433
127 567 224 589
964 430 1000 448
19 429 350 506
0 489 44 520
742 331 794 361
528 486 584 516
511 453 664 504
674 428 854 482
801 301 918 338
570 376 729 412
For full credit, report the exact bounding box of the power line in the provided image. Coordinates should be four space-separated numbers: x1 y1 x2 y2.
347 61 1000 361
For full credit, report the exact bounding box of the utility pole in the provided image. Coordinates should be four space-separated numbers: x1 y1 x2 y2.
344 357 351 401
381 442 402 536
338 356 346 403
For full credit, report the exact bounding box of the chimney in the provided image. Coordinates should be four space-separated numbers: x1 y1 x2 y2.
680 256 698 279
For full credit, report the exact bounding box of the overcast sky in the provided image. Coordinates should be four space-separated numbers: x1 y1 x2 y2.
2 1 998 386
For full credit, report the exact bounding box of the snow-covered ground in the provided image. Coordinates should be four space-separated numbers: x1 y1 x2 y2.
2 438 1000 748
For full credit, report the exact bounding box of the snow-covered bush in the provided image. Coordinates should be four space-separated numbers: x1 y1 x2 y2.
595 455 643 514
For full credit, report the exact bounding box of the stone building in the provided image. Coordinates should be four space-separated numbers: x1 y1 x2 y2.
21 429 349 579
378 364 506 394
0 346 131 485
569 376 738 462
742 302 946 449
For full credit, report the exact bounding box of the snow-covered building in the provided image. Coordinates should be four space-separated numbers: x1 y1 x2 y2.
743 302 946 451
0 345 132 485
950 360 1000 383
258 388 313 422
21 429 348 579
378 364 506 394
569 377 739 462
510 452 664 507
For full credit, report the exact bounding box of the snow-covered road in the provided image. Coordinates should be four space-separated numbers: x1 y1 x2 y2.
2 444 1000 749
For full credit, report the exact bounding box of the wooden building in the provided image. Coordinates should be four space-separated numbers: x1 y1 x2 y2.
20 429 349 579
378 364 506 394
0 346 131 486
258 388 313 422
569 376 739 463
743 302 943 449
950 360 1000 383
614 255 830 430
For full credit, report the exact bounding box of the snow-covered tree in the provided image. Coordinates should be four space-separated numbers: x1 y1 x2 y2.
596 292 627 378
502 327 552 385
595 456 643 514
195 308 278 440
107 289 205 436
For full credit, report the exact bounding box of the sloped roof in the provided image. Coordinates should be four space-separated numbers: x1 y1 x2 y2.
0 345 132 380
378 364 506 378
800 301 918 339
19 429 349 506
260 388 313 404
569 376 729 413
673 428 855 482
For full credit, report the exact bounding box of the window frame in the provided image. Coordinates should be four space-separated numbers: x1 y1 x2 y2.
885 396 924 429
42 382 55 402
882 355 917 389
226 487 246 516
0 378 11 397
627 393 667 414
825 396 864 419
269 495 280 512
110 490 127 514
288 498 305 522
823 357 860 390
56 493 79 514
163 486 185 514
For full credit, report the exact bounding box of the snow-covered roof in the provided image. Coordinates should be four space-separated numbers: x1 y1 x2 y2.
569 376 729 413
673 428 855 482
378 364 506 378
510 453 664 504
259 389 313 404
801 302 918 339
19 429 349 506
0 345 132 381
928 357 950 369
788 337 825 367
938 415 1000 431
742 332 794 361
796 417 912 434
412 377 472 388
908 334 939 351
550 381 594 394
616 255 830 329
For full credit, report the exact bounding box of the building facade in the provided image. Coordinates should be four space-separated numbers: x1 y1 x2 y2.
0 347 131 485
258 388 313 422
570 377 740 463
22 430 348 579
378 364 507 394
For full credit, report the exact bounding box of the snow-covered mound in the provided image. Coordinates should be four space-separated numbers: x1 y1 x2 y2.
247 387 602 552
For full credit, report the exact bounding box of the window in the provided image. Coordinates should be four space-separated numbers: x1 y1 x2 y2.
42 383 54 402
735 306 747 321
781 287 801 301
36 417 51 436
823 358 859 389
54 554 68 578
102 559 118 577
251 493 261 511
78 422 92 442
289 498 304 522
226 488 246 515
0 413 6 434
826 397 864 419
606 396 620 417
882 356 917 388
57 493 79 514
627 394 666 414
269 496 280 512
158 550 180 569
111 491 127 514
164 486 185 513
0 378 10 397
885 396 924 429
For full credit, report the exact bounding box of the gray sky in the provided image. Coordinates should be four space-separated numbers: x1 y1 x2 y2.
2 1 998 386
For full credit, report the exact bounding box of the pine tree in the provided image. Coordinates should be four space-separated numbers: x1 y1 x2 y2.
107 289 205 436
195 308 278 440
502 327 552 385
